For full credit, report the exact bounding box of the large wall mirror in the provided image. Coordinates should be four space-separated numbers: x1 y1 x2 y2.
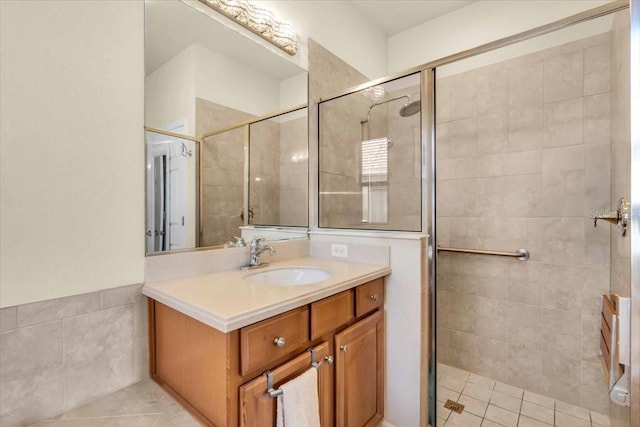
144 0 309 254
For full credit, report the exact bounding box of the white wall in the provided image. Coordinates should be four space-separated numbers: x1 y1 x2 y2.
279 71 308 110
258 0 389 80
310 232 426 427
193 44 282 117
0 0 145 308
388 0 613 73
145 44 196 134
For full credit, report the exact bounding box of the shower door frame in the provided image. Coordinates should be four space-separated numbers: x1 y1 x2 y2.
313 0 637 425
629 0 639 424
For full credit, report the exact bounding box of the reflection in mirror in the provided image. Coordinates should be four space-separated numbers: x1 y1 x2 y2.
318 73 422 231
146 129 198 252
249 107 308 228
144 0 308 254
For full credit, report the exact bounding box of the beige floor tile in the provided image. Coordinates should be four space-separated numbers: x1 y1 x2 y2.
554 412 590 427
484 405 519 427
439 385 462 403
438 403 452 421
458 394 489 417
521 401 554 425
494 382 524 399
441 375 468 392
523 391 555 409
167 411 201 427
462 383 494 402
468 374 496 390
50 415 161 426
438 417 448 427
26 379 198 427
446 411 483 427
481 420 503 427
555 400 590 421
441 364 472 380
489 390 522 413
590 410 611 426
518 416 552 427
59 380 183 420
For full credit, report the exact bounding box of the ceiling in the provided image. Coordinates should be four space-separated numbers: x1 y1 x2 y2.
350 0 476 36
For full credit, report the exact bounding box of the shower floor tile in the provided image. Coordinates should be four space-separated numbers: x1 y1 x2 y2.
437 364 611 427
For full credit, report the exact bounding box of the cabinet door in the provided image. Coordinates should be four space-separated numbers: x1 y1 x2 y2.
335 311 383 427
239 341 333 427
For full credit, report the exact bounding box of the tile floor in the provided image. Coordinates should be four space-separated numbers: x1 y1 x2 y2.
27 379 200 427
436 364 611 427
24 364 613 427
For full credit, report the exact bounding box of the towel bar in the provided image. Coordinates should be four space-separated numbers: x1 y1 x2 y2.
437 246 530 261
264 346 323 398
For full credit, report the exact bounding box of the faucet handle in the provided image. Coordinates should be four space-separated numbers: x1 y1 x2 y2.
250 238 265 247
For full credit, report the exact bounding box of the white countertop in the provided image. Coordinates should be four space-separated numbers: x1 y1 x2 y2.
142 257 391 333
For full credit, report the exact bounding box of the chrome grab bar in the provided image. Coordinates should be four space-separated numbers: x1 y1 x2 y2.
437 246 530 261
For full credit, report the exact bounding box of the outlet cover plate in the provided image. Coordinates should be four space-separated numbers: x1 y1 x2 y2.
331 244 348 258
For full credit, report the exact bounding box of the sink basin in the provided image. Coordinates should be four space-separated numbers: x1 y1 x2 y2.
243 267 331 286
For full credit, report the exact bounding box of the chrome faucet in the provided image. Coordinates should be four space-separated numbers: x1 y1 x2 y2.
249 238 276 267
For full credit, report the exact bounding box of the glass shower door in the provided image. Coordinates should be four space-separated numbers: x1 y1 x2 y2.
433 10 632 427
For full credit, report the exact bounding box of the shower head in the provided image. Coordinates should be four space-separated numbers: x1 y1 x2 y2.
399 100 421 117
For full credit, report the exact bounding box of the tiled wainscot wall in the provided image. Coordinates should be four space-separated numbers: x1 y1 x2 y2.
0 284 148 427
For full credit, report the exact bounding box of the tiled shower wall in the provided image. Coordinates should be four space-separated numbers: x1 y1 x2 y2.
0 284 148 426
197 98 250 246
609 10 631 427
317 68 422 230
249 119 281 226
319 89 375 227
198 98 306 243
436 33 613 413
387 85 421 231
309 38 369 228
278 115 308 227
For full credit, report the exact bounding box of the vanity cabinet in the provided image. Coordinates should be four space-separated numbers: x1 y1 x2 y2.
149 277 385 427
335 311 384 427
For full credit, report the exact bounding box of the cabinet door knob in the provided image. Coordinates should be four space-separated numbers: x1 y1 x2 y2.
273 337 286 347
340 345 348 353
324 355 334 364
369 294 379 301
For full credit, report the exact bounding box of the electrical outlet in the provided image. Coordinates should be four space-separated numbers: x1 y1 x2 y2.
331 244 348 258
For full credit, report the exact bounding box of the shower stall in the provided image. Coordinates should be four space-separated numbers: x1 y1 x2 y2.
317 2 637 426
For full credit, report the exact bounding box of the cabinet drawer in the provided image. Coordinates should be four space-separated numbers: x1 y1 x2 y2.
311 290 354 340
240 306 310 376
355 278 384 317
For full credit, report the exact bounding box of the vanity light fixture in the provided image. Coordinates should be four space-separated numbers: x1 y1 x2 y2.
199 0 298 56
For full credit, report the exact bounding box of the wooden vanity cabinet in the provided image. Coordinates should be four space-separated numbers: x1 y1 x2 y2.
239 341 333 427
335 310 384 427
149 277 385 427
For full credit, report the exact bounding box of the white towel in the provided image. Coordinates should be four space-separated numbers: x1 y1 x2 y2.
276 367 321 427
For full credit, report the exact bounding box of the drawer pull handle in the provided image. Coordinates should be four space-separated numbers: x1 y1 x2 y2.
340 345 348 353
273 337 286 347
325 355 334 364
369 294 379 301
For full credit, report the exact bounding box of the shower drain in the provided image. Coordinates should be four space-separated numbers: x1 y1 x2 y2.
443 399 465 414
